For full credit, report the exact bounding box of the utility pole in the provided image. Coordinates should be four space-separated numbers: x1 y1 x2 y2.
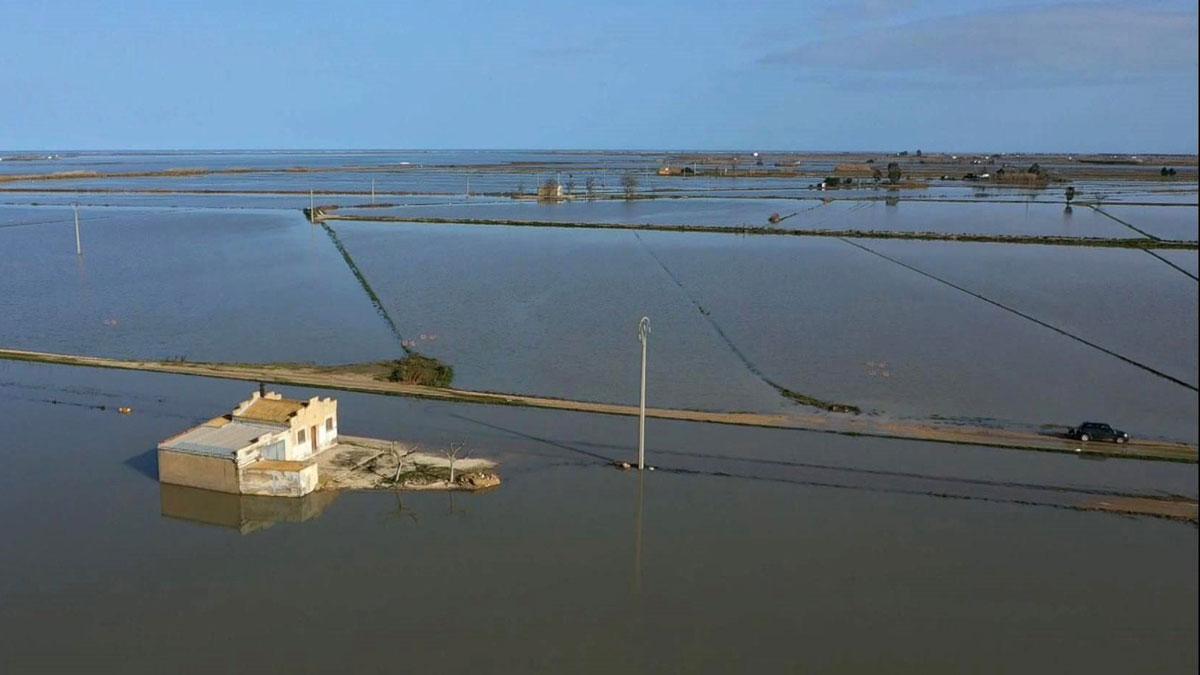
309 189 315 222
73 203 82 256
637 316 651 470
371 178 376 204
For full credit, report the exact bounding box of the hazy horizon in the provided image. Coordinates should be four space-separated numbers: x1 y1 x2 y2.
4 147 1197 156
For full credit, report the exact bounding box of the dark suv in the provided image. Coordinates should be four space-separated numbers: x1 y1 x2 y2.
1068 422 1130 444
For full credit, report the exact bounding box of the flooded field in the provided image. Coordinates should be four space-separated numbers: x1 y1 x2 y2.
1156 249 1199 277
337 197 1151 238
866 240 1198 380
1 151 1196 672
0 207 398 364
1099 204 1200 240
329 221 1197 441
0 361 1195 673
3 172 1196 441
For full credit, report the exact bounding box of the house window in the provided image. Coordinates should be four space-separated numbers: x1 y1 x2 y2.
297 429 306 444
325 417 334 432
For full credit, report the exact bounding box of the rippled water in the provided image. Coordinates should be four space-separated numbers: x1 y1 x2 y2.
4 199 1195 440
1 152 1197 673
1099 204 1200 240
0 207 399 364
0 361 1195 673
331 221 1197 440
338 197 1147 238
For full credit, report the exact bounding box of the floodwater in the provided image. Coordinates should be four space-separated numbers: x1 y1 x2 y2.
4 150 1195 207
0 192 474 212
865 240 1199 385
3 198 1196 439
336 197 1148 239
0 361 1195 673
0 207 399 364
1155 249 1199 277
331 221 1198 441
1098 204 1200 241
1 151 1196 672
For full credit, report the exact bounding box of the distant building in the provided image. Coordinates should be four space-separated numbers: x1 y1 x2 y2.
657 166 695 176
158 391 338 497
537 180 565 200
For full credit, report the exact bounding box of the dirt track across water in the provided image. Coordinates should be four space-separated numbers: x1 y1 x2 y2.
3 347 1195 463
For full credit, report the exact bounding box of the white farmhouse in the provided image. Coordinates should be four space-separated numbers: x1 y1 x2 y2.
158 391 338 497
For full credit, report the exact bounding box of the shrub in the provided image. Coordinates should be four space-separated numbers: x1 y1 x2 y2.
387 353 454 387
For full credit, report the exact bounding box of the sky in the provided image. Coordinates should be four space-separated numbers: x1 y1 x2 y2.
2 0 1197 152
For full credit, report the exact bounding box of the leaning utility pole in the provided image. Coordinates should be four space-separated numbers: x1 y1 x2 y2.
73 204 82 256
637 316 651 470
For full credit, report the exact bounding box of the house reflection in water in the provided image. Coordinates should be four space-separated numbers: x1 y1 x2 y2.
159 483 341 535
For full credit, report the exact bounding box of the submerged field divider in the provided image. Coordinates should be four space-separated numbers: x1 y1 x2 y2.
632 232 860 413
1143 249 1199 282
1089 205 1160 241
320 213 1198 250
839 238 1199 392
317 221 410 353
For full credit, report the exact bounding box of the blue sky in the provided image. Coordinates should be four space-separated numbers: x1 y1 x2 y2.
2 0 1197 152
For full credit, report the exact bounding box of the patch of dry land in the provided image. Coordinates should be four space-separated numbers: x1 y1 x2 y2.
1083 497 1199 523
317 435 500 492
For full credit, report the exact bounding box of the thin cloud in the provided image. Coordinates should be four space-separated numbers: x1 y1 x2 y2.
761 2 1198 88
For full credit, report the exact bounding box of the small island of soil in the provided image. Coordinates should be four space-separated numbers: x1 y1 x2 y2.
317 436 501 492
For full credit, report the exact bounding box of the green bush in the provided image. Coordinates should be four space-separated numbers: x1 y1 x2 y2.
388 353 454 387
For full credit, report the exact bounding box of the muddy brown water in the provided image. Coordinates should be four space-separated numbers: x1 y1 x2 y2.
1 153 1195 671
331 221 1198 442
2 202 1196 442
0 361 1195 673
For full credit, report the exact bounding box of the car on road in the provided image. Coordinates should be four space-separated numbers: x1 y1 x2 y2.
1068 422 1130 443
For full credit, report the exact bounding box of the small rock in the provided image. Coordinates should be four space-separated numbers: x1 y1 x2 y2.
461 471 501 489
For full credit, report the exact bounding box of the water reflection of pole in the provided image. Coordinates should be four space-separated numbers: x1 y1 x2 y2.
637 316 651 471
634 468 644 593
73 204 82 256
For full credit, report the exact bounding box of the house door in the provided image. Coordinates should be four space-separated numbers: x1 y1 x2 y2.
310 424 319 452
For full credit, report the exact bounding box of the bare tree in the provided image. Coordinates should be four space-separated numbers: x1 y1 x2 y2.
564 174 576 195
389 441 407 483
444 442 465 485
621 172 638 200
585 176 597 199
